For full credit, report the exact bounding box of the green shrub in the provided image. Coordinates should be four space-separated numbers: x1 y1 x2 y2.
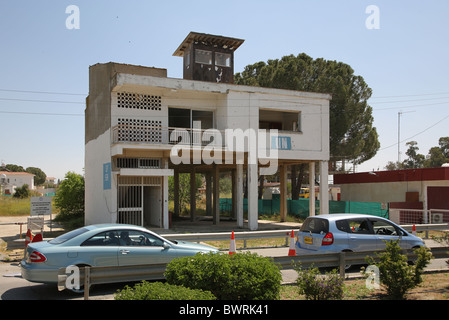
295 265 344 300
164 252 282 300
13 184 30 199
363 240 432 299
114 281 216 300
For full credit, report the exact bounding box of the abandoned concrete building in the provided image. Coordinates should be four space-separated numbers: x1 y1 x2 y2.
84 32 331 230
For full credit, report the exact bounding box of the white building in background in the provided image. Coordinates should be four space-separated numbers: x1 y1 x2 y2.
0 171 35 195
84 32 331 230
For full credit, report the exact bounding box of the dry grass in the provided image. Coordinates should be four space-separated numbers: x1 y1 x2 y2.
280 272 449 300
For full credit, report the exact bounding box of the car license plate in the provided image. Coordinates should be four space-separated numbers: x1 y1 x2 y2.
304 236 313 244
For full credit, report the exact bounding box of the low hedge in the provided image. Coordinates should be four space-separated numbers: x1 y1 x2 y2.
114 281 216 300
164 251 282 300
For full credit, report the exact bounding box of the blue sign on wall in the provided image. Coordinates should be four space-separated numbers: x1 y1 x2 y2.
103 163 111 190
271 136 291 150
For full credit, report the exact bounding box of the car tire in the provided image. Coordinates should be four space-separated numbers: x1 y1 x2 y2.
68 264 92 294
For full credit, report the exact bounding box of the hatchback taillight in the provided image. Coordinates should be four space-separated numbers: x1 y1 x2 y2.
321 233 334 245
29 251 47 263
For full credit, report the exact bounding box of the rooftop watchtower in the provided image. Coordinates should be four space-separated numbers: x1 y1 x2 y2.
173 32 244 84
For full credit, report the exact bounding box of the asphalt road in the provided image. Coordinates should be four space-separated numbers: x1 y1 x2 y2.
1 246 448 300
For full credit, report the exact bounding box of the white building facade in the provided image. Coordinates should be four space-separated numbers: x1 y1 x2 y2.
85 33 331 230
0 171 35 195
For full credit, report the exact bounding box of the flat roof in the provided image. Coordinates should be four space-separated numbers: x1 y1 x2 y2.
113 72 332 101
334 167 449 184
173 32 245 57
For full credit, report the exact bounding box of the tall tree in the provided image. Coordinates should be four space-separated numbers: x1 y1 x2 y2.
26 167 47 186
424 137 449 168
54 171 85 220
235 53 379 198
438 137 449 159
403 141 425 169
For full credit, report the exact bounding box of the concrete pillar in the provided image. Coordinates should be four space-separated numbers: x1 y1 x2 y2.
280 164 288 222
190 168 196 221
423 183 429 224
162 158 169 229
236 164 244 228
247 162 258 230
319 160 329 215
174 168 179 217
309 162 315 216
212 164 220 225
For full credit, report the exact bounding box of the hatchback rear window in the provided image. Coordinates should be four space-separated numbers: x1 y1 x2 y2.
300 217 329 234
49 227 89 244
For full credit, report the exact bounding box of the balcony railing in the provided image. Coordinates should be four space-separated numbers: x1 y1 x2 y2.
111 124 223 147
111 124 301 152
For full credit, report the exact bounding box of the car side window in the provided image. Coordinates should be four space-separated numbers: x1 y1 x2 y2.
346 219 373 234
82 231 120 246
336 220 350 233
370 219 401 236
118 230 165 247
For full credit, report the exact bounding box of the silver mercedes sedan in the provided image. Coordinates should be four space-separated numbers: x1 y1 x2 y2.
21 224 218 288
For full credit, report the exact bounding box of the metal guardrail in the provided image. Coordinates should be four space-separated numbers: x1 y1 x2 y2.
401 223 449 238
57 263 168 300
161 223 449 247
163 229 297 248
274 246 449 271
57 246 449 300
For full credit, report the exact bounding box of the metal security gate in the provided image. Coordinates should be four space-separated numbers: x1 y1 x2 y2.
117 176 161 226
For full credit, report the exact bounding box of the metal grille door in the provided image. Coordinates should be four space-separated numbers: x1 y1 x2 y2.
117 176 161 226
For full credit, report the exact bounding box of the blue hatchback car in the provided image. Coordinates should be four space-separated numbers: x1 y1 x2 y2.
21 224 218 289
296 214 425 256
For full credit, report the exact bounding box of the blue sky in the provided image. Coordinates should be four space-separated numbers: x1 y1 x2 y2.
0 0 448 180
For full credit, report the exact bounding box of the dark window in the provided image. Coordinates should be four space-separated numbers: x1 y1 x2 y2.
169 108 190 128
82 231 120 246
346 219 373 234
336 220 350 232
300 217 329 234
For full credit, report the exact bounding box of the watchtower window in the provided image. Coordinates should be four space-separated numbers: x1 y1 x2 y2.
215 52 231 67
195 49 212 65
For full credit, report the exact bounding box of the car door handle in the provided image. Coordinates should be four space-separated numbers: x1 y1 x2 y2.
350 236 356 240
120 249 130 255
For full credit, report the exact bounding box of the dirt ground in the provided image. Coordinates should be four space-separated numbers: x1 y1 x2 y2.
0 215 63 260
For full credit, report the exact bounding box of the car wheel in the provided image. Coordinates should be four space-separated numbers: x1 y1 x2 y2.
68 264 92 294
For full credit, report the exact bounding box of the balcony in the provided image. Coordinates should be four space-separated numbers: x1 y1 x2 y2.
111 124 320 160
111 125 223 147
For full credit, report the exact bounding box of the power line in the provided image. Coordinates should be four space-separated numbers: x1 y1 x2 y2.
379 113 449 151
0 111 83 116
0 88 86 96
370 96 449 104
372 101 449 111
370 91 449 100
0 97 84 105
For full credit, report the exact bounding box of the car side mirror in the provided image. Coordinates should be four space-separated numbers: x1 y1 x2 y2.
163 242 171 250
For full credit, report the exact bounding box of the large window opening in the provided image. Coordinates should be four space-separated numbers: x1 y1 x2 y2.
259 110 301 132
169 108 214 130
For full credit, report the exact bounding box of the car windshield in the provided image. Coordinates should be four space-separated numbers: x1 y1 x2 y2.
300 217 329 234
49 227 90 244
